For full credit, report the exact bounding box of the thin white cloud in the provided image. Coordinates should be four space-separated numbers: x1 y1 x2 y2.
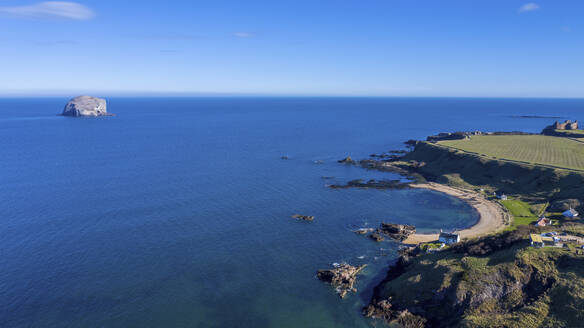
518 3 540 13
561 26 572 33
0 2 95 20
233 32 254 38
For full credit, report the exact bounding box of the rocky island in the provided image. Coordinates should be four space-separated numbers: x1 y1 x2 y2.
62 96 111 117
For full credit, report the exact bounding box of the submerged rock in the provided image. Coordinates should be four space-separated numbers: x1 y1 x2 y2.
317 263 367 298
291 214 314 221
62 96 110 117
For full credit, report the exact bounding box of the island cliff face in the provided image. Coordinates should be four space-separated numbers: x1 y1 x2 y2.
62 96 109 117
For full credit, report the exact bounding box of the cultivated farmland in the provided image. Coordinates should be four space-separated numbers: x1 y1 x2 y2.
438 135 584 171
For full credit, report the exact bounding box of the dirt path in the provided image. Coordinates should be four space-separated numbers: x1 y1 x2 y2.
402 183 508 244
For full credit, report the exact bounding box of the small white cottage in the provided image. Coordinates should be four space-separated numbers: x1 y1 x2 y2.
439 232 460 244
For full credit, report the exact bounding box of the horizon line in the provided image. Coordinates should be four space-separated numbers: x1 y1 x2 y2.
0 91 583 100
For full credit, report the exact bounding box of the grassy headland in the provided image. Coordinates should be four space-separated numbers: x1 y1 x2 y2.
399 138 584 203
438 135 584 171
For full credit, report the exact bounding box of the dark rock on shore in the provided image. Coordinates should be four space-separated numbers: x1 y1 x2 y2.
292 214 314 221
317 263 367 298
329 179 410 190
378 223 416 241
405 139 419 147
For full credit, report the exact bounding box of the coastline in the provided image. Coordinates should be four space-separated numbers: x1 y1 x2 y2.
402 183 508 244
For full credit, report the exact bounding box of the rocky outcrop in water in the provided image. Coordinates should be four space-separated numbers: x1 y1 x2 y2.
291 214 314 221
62 96 110 117
317 263 367 298
369 232 385 242
378 223 416 241
338 156 356 164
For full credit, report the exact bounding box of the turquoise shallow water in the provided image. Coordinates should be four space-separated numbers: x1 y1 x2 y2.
1 97 583 327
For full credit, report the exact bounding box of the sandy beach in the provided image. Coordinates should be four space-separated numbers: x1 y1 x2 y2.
402 183 508 244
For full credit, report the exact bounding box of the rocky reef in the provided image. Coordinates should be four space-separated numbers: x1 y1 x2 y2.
317 263 367 298
62 96 111 117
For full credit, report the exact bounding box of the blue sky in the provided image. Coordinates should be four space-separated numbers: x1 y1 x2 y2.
0 0 582 97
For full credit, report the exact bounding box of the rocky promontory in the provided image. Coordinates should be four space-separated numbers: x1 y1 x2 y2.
62 96 111 117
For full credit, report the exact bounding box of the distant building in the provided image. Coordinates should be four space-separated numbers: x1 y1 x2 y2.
496 193 508 200
553 120 579 130
535 217 551 227
563 208 579 218
439 232 460 244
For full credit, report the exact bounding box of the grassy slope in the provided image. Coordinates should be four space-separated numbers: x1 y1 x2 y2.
375 228 584 327
402 141 584 202
551 129 584 138
438 135 584 171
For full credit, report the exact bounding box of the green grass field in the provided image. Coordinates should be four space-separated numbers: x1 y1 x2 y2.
500 199 538 229
438 135 584 170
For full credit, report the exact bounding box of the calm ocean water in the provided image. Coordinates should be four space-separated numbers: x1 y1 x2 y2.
1 97 583 327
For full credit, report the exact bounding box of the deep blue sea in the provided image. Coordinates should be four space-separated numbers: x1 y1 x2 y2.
1 97 583 327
